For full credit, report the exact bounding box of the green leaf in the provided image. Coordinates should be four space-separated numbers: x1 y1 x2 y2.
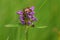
5 24 19 27
35 26 48 28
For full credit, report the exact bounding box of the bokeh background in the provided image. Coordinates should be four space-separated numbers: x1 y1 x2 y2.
0 0 60 40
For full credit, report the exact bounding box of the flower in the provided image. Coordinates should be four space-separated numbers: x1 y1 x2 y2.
19 15 24 21
17 6 37 26
31 16 37 21
17 11 23 15
30 6 34 11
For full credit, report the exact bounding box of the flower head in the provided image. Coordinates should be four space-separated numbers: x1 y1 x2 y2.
17 6 37 26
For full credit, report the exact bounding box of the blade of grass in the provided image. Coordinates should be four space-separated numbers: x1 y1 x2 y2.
39 0 47 9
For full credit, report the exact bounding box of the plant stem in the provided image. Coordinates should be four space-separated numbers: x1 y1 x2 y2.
25 26 29 40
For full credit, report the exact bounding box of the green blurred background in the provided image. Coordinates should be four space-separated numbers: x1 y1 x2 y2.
0 0 60 40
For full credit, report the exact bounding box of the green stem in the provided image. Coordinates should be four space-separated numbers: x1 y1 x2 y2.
25 26 29 40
